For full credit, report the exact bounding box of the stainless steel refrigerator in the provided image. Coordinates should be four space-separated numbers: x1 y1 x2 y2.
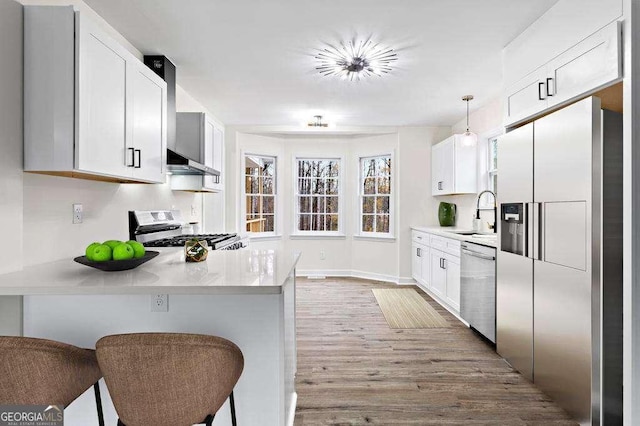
496 96 623 425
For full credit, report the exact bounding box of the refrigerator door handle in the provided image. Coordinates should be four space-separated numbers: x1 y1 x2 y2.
526 203 534 259
531 202 543 261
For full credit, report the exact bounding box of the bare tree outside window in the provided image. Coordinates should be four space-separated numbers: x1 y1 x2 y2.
296 159 340 232
245 155 276 233
360 155 391 234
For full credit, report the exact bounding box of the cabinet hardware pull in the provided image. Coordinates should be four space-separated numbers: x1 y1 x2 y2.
538 82 546 101
417 248 421 257
127 148 135 167
134 149 141 168
442 258 446 269
546 78 554 96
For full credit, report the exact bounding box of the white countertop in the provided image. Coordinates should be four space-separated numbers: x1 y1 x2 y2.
411 226 498 248
0 248 301 296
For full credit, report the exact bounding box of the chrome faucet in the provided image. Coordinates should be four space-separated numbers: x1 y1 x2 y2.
476 190 497 233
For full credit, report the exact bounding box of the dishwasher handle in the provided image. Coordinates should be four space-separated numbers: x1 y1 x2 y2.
461 248 495 261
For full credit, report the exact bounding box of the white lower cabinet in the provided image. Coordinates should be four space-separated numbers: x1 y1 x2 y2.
411 230 461 314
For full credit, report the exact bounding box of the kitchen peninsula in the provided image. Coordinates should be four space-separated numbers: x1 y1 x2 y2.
0 249 300 426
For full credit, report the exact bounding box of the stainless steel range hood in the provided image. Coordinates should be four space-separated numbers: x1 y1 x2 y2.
166 149 220 178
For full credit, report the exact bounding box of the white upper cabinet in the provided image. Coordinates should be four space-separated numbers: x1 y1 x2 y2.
431 135 477 196
24 6 167 183
503 0 622 127
171 113 224 193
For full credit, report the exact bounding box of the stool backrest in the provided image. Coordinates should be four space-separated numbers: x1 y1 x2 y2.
96 333 244 426
0 336 101 406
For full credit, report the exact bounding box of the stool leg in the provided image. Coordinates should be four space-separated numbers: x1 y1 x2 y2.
93 382 105 426
203 414 214 426
117 420 126 426
229 391 237 426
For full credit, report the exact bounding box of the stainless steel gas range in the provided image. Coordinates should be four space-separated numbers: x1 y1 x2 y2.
128 210 248 250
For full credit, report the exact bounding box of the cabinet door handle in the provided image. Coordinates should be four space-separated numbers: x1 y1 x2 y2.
546 78 554 96
134 149 141 168
442 258 447 269
127 148 135 167
538 82 546 101
417 247 421 258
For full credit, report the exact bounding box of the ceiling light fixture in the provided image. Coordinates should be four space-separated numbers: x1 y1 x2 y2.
308 115 328 128
315 39 397 81
461 95 477 146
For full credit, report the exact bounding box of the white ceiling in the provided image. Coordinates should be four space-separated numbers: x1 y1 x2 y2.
84 0 559 127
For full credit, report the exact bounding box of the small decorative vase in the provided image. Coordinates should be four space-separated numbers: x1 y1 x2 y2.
185 239 209 262
438 202 456 227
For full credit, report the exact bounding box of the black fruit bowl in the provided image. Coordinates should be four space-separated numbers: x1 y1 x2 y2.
73 251 160 272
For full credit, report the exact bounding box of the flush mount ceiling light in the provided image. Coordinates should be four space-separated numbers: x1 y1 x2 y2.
308 115 328 128
315 38 398 81
461 95 478 147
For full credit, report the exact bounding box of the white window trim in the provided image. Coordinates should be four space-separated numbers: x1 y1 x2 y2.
240 151 281 237
291 156 344 237
355 152 395 238
478 128 503 210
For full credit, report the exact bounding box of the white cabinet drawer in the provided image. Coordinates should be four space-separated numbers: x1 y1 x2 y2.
412 230 429 245
430 234 460 257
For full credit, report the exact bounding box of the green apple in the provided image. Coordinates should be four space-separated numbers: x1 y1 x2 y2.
103 240 124 250
85 242 101 261
112 243 134 261
92 244 112 262
126 240 146 258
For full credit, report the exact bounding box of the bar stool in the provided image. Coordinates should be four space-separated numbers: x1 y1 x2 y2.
0 336 105 426
96 333 244 426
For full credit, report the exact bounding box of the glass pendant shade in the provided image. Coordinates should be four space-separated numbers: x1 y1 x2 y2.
461 130 477 146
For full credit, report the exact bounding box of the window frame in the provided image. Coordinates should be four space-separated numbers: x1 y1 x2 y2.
487 136 498 195
242 153 278 237
477 129 503 210
357 153 394 238
292 156 344 237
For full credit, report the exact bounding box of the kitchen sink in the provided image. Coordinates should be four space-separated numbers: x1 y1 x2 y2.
450 230 476 235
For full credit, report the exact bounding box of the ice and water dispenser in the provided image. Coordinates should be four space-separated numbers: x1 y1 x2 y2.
501 203 525 255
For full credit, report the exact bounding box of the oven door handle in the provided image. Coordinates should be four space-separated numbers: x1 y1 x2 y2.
461 249 495 261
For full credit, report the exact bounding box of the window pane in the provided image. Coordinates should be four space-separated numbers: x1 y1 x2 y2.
363 178 376 194
246 196 260 214
362 197 375 214
263 196 275 214
490 139 498 170
362 159 376 178
311 214 325 231
492 173 498 195
312 179 325 194
262 159 275 177
264 215 275 232
298 196 311 213
298 178 311 195
298 160 310 177
312 196 326 213
298 214 311 231
376 196 390 214
326 178 338 195
262 177 274 195
377 157 391 176
377 176 391 194
326 215 339 231
245 176 259 194
362 215 374 233
376 215 390 233
326 197 339 214
326 161 339 177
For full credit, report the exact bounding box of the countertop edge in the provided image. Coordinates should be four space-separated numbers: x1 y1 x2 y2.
411 226 498 249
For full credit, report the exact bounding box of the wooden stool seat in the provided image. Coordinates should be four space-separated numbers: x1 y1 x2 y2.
96 333 244 426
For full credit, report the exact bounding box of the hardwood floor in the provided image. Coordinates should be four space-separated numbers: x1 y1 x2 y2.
294 277 576 425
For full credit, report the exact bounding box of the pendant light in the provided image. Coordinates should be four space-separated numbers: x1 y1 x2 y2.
461 95 477 146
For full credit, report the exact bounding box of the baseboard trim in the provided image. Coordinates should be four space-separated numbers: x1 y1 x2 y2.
286 391 297 426
296 269 414 285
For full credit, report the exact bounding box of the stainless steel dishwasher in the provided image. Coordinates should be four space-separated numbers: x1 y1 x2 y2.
460 241 496 343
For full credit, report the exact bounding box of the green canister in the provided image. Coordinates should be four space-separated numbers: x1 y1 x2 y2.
438 202 456 227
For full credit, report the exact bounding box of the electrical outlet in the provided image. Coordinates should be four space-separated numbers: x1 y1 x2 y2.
191 205 197 217
320 250 326 260
72 204 83 224
151 294 169 312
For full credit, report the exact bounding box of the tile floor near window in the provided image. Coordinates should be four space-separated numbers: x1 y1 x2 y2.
294 278 576 425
